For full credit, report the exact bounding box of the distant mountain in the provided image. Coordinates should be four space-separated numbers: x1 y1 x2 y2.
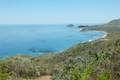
104 19 120 28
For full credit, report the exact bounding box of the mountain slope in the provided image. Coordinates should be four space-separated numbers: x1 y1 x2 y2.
104 19 120 28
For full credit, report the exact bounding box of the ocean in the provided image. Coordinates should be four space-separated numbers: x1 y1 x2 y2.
0 24 106 58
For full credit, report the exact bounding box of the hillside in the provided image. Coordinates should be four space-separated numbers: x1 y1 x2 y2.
103 19 120 28
51 19 120 80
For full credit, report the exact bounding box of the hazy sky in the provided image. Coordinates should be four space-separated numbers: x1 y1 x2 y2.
0 0 120 24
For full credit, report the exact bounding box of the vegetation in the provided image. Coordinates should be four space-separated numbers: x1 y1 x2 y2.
0 19 120 80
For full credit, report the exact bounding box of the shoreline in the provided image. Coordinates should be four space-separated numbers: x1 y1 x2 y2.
0 30 108 59
53 30 108 54
87 31 108 42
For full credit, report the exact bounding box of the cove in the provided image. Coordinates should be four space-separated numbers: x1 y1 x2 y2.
0 24 106 58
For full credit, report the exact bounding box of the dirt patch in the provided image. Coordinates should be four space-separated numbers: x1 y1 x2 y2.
34 76 51 80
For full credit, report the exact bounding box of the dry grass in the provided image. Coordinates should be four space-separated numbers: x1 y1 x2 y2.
21 76 51 80
35 76 51 80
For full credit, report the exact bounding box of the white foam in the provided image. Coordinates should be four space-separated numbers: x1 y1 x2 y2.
88 39 92 42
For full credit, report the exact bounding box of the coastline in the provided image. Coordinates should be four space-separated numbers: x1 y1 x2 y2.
57 30 108 54
87 30 108 42
0 30 108 59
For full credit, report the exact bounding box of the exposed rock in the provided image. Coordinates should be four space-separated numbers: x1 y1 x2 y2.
67 24 74 27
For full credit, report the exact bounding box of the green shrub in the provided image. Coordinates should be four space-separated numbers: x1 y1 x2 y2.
98 71 110 80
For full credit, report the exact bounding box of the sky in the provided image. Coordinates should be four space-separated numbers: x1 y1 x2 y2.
0 0 120 24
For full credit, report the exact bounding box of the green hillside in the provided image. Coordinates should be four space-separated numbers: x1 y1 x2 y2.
103 19 120 28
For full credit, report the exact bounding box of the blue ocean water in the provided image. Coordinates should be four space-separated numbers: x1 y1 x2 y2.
0 24 106 58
